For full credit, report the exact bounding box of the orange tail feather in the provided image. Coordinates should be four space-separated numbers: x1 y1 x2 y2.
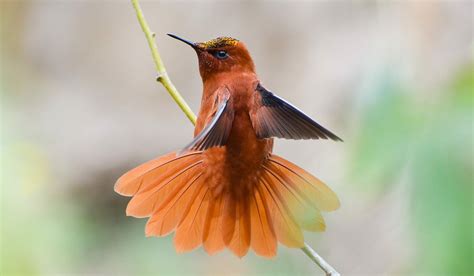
250 186 277 257
226 196 251 257
202 196 225 254
174 185 210 252
115 152 339 258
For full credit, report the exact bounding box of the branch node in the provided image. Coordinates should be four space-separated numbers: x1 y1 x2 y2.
131 0 196 124
156 73 163 82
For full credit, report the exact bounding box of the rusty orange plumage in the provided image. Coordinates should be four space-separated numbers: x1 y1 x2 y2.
115 35 342 258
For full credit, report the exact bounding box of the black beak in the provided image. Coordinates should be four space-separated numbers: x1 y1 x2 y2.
167 34 197 49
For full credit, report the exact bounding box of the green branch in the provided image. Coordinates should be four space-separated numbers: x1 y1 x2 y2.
130 0 339 275
302 243 340 276
131 0 196 125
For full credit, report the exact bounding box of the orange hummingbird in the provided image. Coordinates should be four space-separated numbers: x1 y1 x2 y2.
115 34 342 258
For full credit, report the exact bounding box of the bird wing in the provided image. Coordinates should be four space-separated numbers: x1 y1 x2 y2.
249 83 342 141
180 87 234 154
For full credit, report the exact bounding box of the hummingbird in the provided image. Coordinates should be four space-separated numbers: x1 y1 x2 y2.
115 34 342 258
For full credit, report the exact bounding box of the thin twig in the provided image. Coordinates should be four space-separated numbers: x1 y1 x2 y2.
131 0 196 124
302 243 340 276
130 0 338 275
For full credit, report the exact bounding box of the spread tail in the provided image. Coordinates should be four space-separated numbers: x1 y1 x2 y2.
115 152 339 258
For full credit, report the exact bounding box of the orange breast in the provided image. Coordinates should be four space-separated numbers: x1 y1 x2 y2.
203 111 272 196
201 73 272 197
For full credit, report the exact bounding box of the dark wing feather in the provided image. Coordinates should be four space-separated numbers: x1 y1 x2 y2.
250 83 342 141
180 88 234 154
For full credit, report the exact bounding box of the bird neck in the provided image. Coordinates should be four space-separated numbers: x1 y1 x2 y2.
201 70 257 100
200 62 255 82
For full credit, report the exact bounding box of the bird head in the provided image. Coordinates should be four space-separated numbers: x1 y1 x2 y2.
168 34 255 81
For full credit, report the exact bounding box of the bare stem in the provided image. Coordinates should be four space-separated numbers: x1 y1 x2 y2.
131 0 196 124
130 0 338 275
302 243 340 276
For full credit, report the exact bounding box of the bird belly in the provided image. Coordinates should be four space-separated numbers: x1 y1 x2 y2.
202 111 272 198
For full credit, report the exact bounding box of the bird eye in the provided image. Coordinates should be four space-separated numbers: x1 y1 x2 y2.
214 50 229 59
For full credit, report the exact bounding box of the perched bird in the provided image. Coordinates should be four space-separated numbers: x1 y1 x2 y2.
115 34 342 258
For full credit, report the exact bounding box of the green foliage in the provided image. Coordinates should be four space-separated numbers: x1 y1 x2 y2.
351 71 421 192
351 64 473 274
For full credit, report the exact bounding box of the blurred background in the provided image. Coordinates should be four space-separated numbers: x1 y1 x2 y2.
1 1 472 275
